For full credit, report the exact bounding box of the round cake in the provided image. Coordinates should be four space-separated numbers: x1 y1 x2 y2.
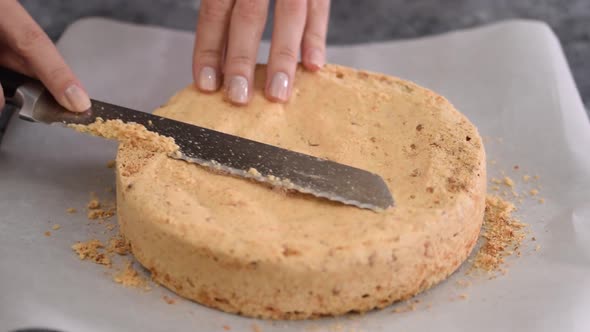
116 64 486 319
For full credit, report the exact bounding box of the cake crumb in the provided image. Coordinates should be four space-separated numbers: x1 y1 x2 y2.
87 199 101 209
106 160 116 168
107 235 130 255
534 175 540 180
162 295 176 304
69 118 179 154
535 245 541 251
471 196 528 273
513 165 519 170
459 294 468 300
66 208 77 214
72 239 111 266
523 175 531 182
223 325 231 331
87 209 115 220
455 279 472 288
538 198 545 204
114 261 149 289
529 189 539 196
503 177 514 187
86 196 116 221
51 224 61 230
247 167 261 177
391 301 418 313
44 231 51 237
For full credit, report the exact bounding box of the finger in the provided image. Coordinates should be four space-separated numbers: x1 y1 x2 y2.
193 0 234 92
0 48 35 77
0 1 90 112
265 0 307 102
224 0 269 105
301 0 330 71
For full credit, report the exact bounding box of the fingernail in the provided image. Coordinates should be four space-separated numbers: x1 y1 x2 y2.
227 76 249 104
269 72 289 102
64 84 91 112
308 49 324 69
198 66 217 91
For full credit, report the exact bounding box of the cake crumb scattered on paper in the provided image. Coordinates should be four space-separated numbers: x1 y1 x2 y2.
391 299 420 313
459 294 468 300
503 177 514 187
66 208 77 214
106 160 116 168
538 198 545 204
535 245 541 251
44 231 51 237
455 279 472 288
87 199 101 209
523 175 531 182
107 235 130 255
52 224 61 230
162 295 176 305
471 196 527 274
72 239 111 266
86 195 116 221
88 209 115 220
114 261 150 290
529 189 539 196
223 325 231 331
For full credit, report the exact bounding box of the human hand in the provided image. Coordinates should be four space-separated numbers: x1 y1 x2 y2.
193 0 330 105
0 0 90 112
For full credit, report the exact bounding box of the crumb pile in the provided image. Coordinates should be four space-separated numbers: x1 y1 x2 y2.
68 195 150 290
69 118 179 154
86 195 116 221
472 196 528 273
114 261 150 290
72 239 111 266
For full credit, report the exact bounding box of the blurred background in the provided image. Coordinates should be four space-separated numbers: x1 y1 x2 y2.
22 0 589 109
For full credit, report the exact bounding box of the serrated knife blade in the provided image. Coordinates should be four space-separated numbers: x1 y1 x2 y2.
1 68 394 211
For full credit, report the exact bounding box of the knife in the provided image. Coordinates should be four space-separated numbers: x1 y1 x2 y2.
0 67 394 211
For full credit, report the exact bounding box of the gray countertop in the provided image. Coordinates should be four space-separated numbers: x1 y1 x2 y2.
22 0 590 111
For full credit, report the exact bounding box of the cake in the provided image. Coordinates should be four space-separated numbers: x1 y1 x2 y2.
115 64 486 319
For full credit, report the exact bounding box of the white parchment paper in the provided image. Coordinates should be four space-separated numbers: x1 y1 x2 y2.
1 18 589 332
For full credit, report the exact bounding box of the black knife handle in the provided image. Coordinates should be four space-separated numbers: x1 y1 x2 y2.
0 66 39 99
